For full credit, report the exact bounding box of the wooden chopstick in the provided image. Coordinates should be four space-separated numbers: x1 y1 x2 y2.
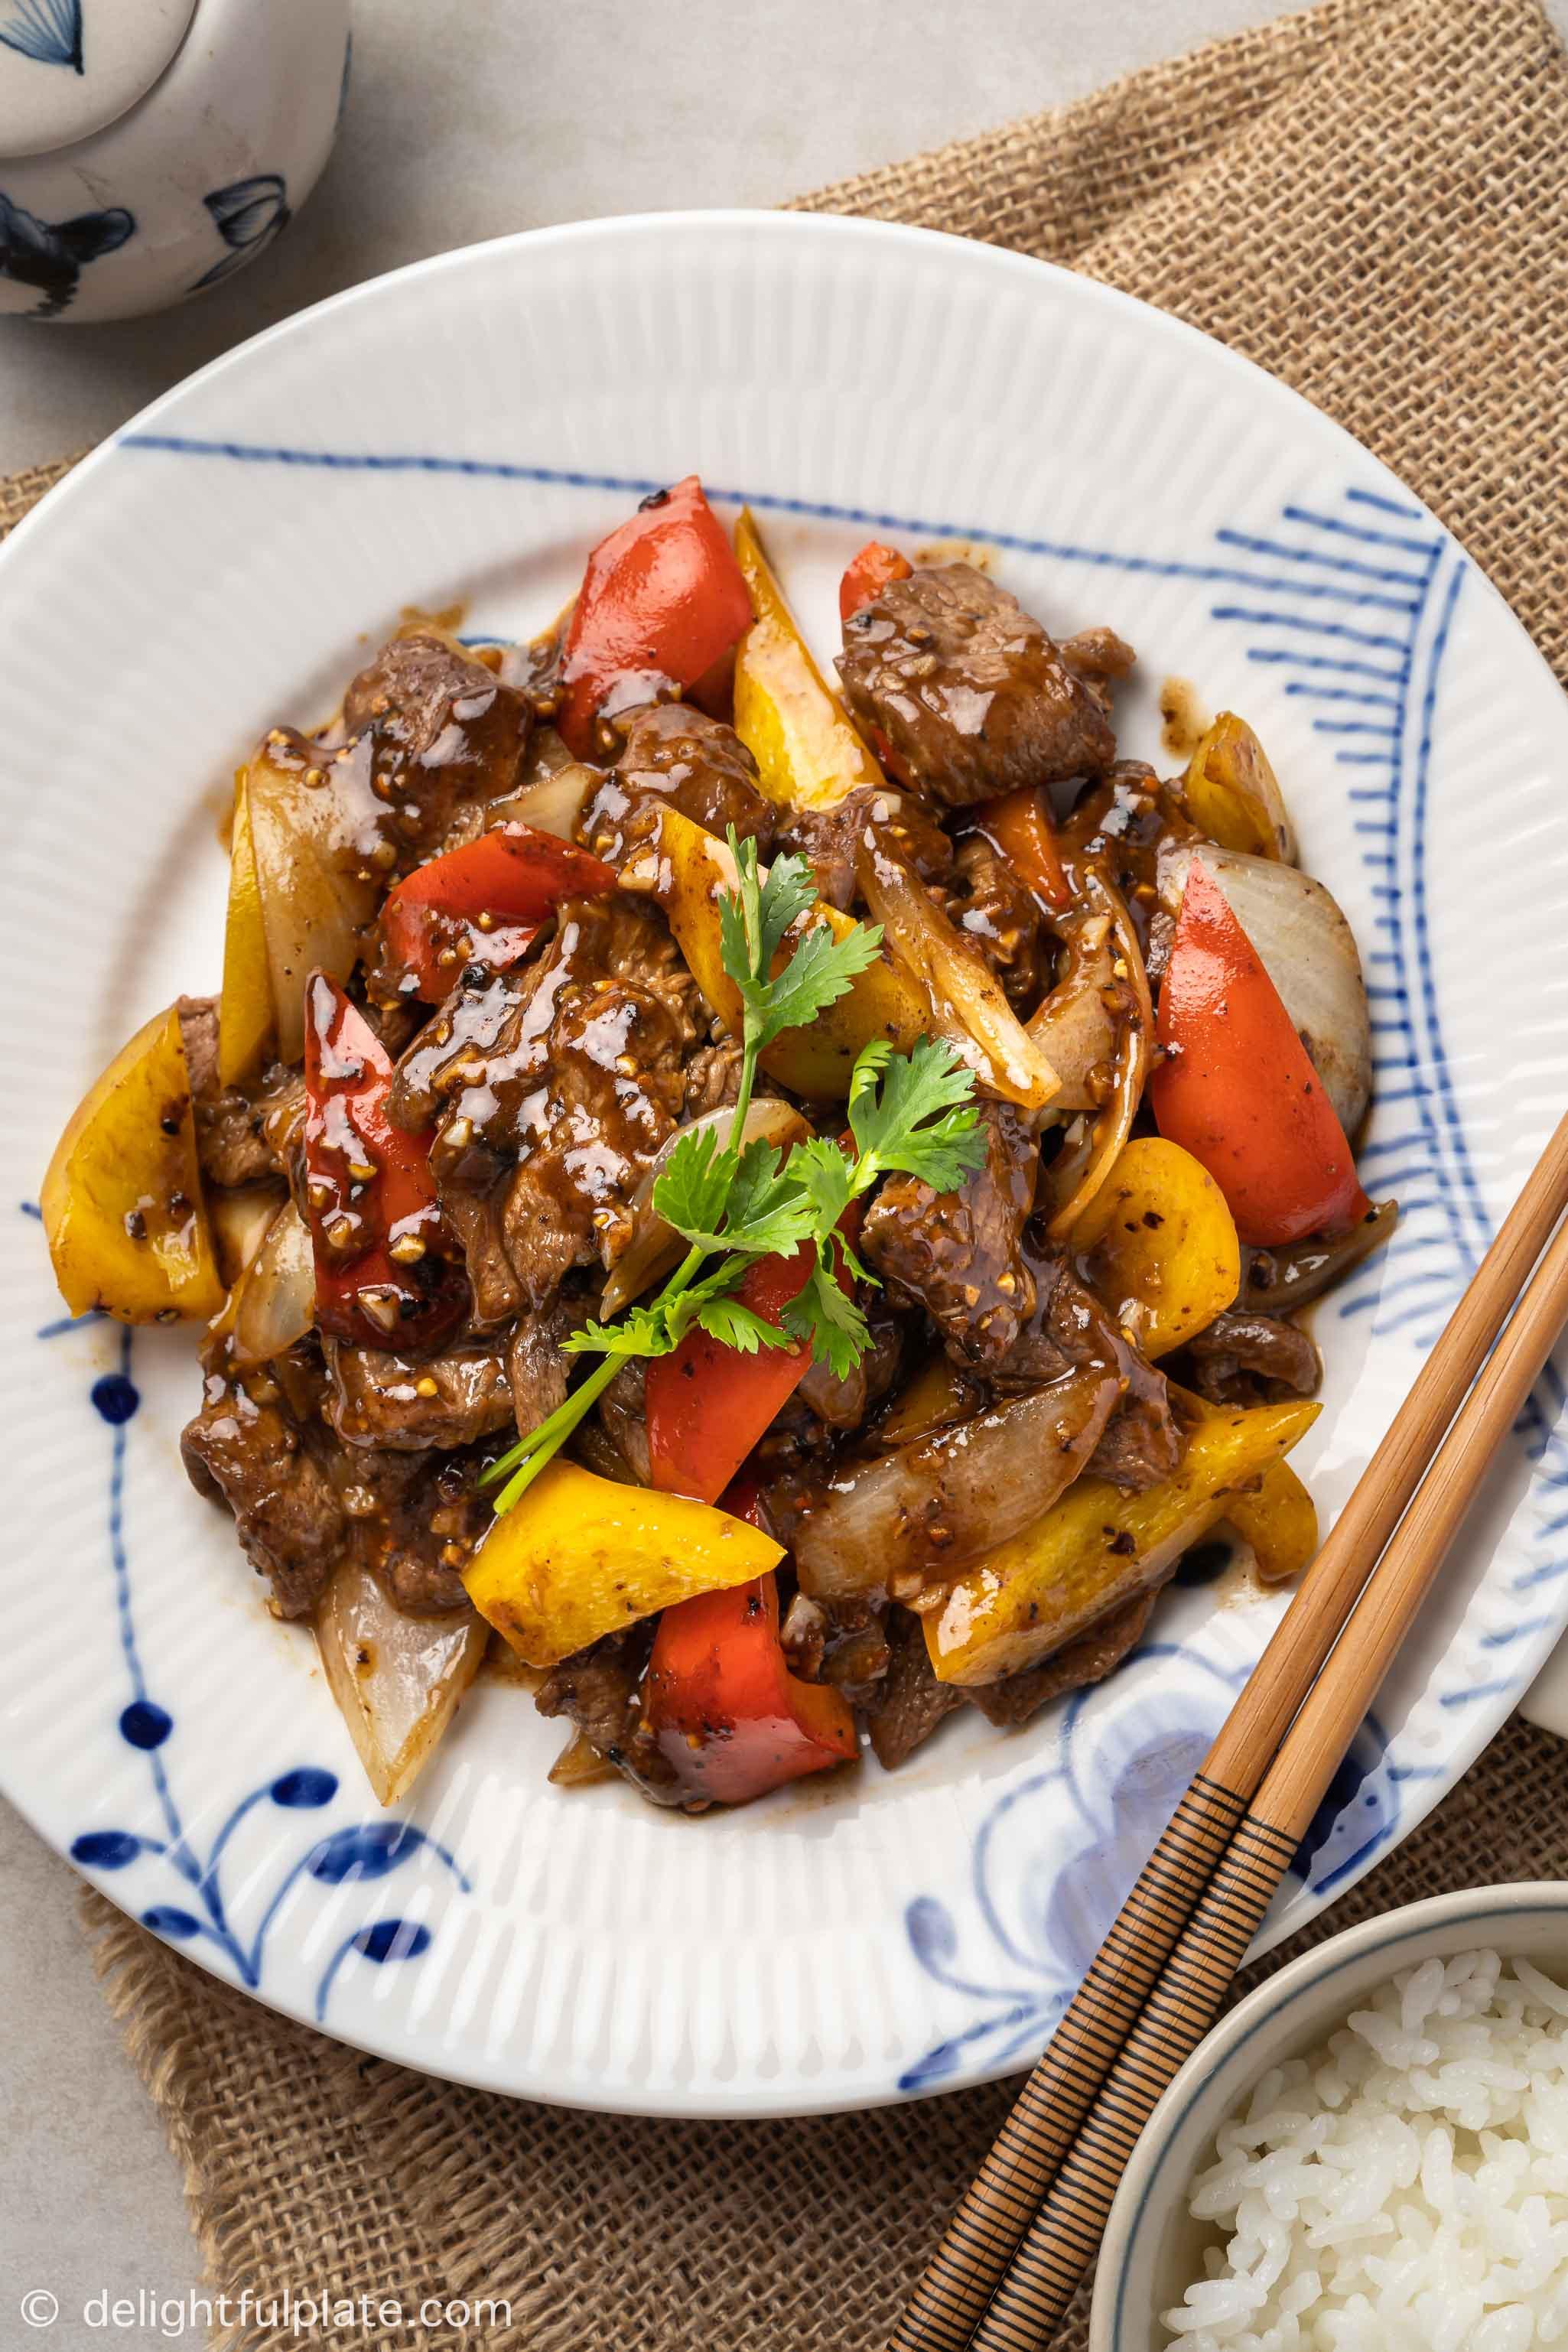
968 1193 1568 2352
892 1104 1568 2352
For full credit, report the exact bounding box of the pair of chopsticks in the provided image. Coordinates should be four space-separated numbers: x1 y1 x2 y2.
893 1108 1568 2352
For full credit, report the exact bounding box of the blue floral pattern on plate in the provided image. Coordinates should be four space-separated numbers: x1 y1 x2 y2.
37 440 1568 2096
899 1644 1399 2093
39 1300 470 2022
896 483 1568 2090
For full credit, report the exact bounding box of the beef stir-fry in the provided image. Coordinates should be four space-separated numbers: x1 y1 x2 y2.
43 482 1392 1812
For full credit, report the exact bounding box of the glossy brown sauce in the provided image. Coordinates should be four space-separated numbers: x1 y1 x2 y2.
1159 675 1209 760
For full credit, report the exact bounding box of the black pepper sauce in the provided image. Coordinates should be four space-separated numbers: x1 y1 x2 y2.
1052 764 1199 969
392 900 691 1300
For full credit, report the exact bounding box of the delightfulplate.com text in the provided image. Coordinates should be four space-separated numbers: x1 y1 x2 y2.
21 2287 512 2337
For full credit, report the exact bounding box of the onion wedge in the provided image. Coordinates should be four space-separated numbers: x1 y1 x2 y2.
490 757 600 844
1156 841 1372 1137
599 1097 811 1318
1031 871 1153 1238
855 837 1059 1113
317 1558 487 1806
246 750 375 1063
228 1199 317 1370
789 1368 1119 1602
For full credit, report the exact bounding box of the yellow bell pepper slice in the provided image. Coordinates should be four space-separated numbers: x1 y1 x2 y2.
1183 713 1293 862
1224 1462 1319 1586
651 806 928 1098
464 1459 784 1670
1069 1136 1241 1358
924 1396 1318 1686
41 1003 224 1322
1169 1381 1319 1586
217 771 275 1086
732 508 886 810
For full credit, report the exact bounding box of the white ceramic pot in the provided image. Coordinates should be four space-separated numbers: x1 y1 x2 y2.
0 0 350 320
1090 1884 1568 2352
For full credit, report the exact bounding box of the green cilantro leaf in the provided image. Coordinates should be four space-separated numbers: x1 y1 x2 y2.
652 1134 813 1261
721 1137 815 1254
561 1301 684 1361
781 1258 871 1383
693 1295 798 1354
848 1036 987 1192
718 829 881 1051
753 916 882 1050
786 1134 858 1236
649 1124 737 1248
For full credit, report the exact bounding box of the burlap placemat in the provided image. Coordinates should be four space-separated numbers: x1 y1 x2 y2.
8 0 1567 2341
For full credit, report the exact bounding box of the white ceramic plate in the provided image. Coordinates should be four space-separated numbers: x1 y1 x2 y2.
4 213 1567 2119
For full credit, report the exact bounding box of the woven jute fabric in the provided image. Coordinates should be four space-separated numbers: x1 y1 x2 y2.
10 0 1568 2343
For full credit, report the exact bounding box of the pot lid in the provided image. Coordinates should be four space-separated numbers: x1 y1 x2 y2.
0 0 197 161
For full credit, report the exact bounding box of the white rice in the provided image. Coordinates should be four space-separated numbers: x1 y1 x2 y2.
1163 1950 1568 2352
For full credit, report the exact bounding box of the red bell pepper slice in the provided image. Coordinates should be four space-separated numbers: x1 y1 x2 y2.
379 822 616 1001
557 477 753 760
839 539 913 625
644 1486 858 1805
645 1198 862 1505
644 1244 815 1505
974 783 1074 914
302 973 464 1348
1150 860 1369 1247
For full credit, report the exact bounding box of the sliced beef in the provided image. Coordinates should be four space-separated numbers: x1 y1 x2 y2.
862 1103 1039 1369
797 1309 906 1433
324 1336 513 1451
1180 1309 1322 1406
991 1248 1180 1492
1059 625 1137 712
774 783 952 912
682 1036 744 1116
392 897 698 1309
1087 1392 1182 1492
867 1589 1156 1768
182 1367 347 1620
595 1359 652 1487
438 1156 522 1329
751 1388 838 1478
838 563 1117 808
581 703 776 867
535 1628 689 1808
177 997 303 1189
947 834 1045 1011
865 1130 1179 1490
508 1291 587 1441
340 632 533 860
864 1611 965 1770
966 1592 1155 1727
372 1446 493 1613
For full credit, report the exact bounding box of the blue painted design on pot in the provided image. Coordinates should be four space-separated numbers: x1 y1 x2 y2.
0 189 132 317
192 171 289 290
0 0 82 72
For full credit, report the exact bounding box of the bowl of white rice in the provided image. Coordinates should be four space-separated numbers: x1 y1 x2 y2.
1091 1885 1568 2352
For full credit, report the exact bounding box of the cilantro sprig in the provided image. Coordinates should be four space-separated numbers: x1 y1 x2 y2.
480 831 984 1512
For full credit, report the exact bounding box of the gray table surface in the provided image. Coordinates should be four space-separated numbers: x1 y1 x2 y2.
7 4 1565 2345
